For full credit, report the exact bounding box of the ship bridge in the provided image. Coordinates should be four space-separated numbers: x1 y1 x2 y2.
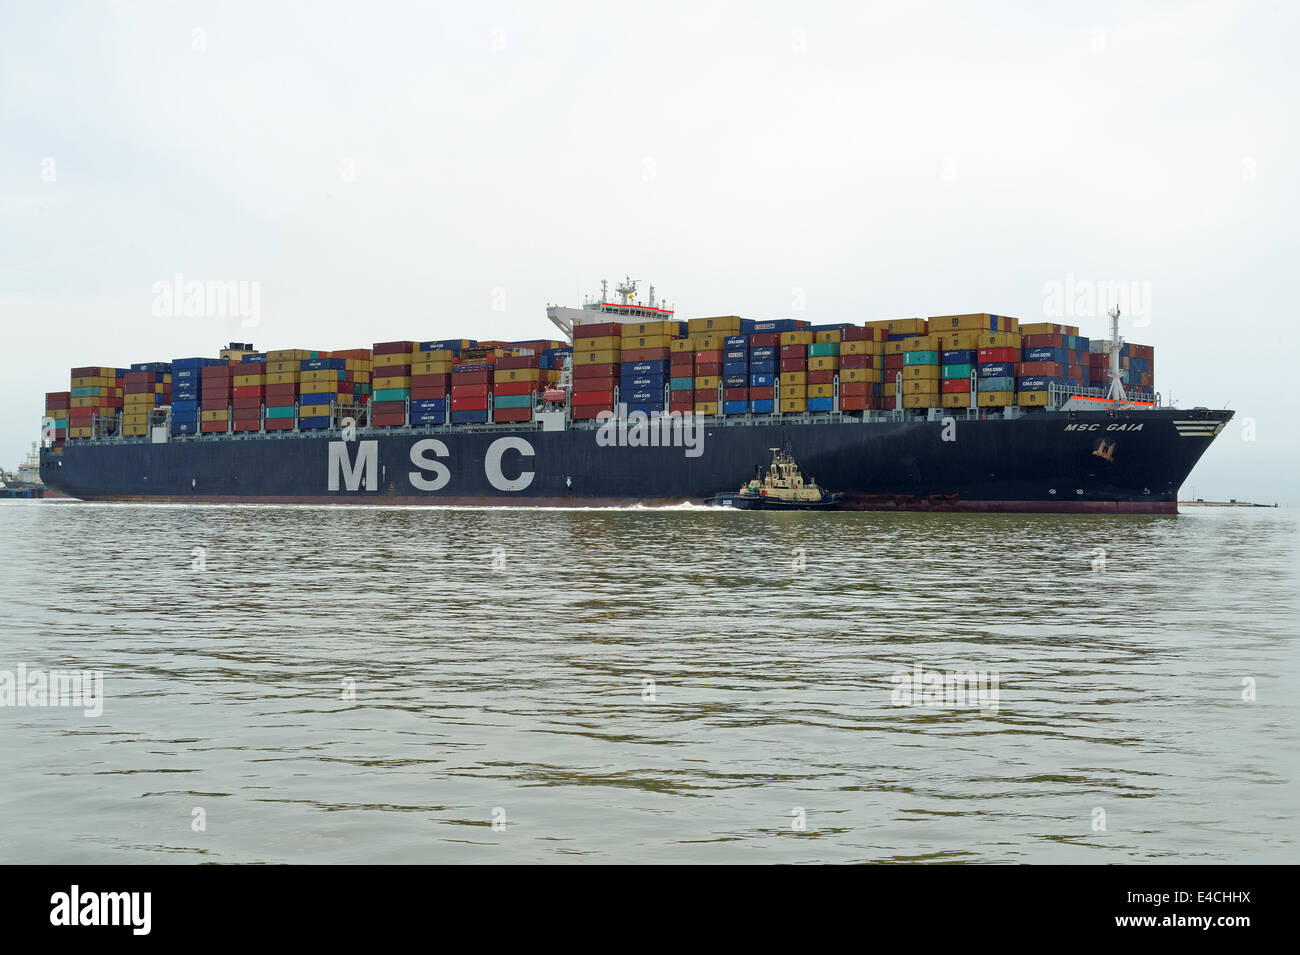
546 277 674 340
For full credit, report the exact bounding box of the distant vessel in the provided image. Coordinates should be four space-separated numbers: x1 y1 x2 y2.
714 448 842 510
1 443 48 498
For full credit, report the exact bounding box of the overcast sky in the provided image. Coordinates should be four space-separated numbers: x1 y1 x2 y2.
2 1 1295 502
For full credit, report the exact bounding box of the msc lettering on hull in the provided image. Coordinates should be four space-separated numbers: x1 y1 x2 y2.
1063 423 1143 432
328 437 536 493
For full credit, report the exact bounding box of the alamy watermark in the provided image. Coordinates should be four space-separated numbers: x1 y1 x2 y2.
595 406 704 457
890 663 1000 715
0 665 103 717
1042 273 1151 327
152 272 261 327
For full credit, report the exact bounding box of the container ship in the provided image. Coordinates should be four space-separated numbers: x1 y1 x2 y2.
37 280 1229 513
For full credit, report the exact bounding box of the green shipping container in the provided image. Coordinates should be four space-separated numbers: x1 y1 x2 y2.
265 406 296 419
374 387 411 402
942 363 974 379
493 394 532 409
808 342 840 357
903 351 939 366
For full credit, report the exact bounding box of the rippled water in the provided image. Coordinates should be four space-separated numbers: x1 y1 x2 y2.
0 500 1295 863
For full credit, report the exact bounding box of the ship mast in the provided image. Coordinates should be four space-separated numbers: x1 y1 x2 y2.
1107 305 1128 404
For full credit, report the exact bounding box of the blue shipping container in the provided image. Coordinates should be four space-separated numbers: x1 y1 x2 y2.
942 349 977 365
977 362 1015 378
808 397 834 412
750 373 775 387
980 376 1015 393
722 400 748 415
623 360 669 376
451 409 489 424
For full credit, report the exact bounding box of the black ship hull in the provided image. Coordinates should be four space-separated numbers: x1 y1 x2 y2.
39 408 1231 514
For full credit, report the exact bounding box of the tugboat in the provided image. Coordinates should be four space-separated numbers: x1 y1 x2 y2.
713 448 843 510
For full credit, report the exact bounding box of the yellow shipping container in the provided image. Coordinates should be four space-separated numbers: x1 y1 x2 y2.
122 424 148 437
780 397 807 413
779 371 807 386
1019 322 1065 336
266 371 298 386
301 381 340 395
693 401 719 415
671 338 694 354
809 356 838 371
233 374 265 387
494 368 540 382
687 316 742 335
575 335 620 352
573 349 619 366
266 349 311 361
779 331 814 347
692 334 725 351
974 332 1022 349
373 352 412 369
902 335 940 352
373 375 411 389
927 313 1018 333
903 393 940 409
942 393 974 409
883 382 897 397
621 321 676 338
44 408 69 419
809 383 834 398
813 330 844 344
694 376 720 390
266 360 299 374
886 318 927 336
71 376 112 388
300 369 339 384
620 335 671 350
842 340 883 355
932 331 983 351
123 413 150 426
903 380 938 395
354 370 371 384
977 391 1014 407
201 409 228 422
842 368 881 383
1018 390 1050 407
70 396 98 408
411 360 451 376
69 427 93 439
300 404 332 417
782 384 807 398
904 365 940 380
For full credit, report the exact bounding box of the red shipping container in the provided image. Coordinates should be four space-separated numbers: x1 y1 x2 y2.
573 322 620 339
723 387 748 401
840 381 869 397
574 364 618 380
883 354 906 370
842 326 884 342
233 384 265 398
495 355 539 370
371 412 405 427
410 386 448 401
375 363 410 378
266 383 297 400
232 419 261 433
201 395 229 411
780 358 807 372
124 382 153 394
493 407 532 423
1022 333 1065 348
670 356 694 371
695 349 723 363
692 362 719 377
494 380 537 396
622 347 671 363
749 385 775 399
573 376 617 393
1017 361 1064 377
450 382 489 398
200 420 228 434
571 407 607 421
840 353 875 369
669 401 693 415
240 362 267 374
233 395 262 410
779 344 806 359
978 347 1018 363
572 389 615 406
452 394 489 410
412 373 450 390
941 378 970 394
372 400 405 414
449 369 488 385
808 370 835 385
372 341 414 355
